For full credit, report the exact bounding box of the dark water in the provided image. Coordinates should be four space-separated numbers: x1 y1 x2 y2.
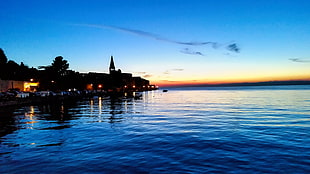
1 86 310 173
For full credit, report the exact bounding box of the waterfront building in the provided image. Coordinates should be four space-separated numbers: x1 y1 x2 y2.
82 56 155 92
0 79 39 92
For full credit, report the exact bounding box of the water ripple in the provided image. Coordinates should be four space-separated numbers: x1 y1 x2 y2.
1 86 310 173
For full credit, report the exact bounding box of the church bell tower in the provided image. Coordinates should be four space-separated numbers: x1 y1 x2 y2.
109 56 115 74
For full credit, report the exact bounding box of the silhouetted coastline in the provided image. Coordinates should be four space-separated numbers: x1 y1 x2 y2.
1 48 157 108
0 48 157 93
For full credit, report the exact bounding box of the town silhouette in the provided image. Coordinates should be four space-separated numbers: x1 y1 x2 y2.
0 48 157 93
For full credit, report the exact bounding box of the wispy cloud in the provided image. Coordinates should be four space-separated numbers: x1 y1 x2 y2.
135 72 147 74
180 48 204 56
135 72 153 78
226 43 240 53
72 23 240 55
163 68 184 75
163 71 170 75
171 68 184 71
73 23 214 46
160 80 180 83
143 74 152 78
289 58 310 63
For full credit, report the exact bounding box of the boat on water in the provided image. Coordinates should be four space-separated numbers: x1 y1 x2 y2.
163 89 168 92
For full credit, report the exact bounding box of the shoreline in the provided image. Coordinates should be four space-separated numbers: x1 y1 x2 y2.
0 90 146 108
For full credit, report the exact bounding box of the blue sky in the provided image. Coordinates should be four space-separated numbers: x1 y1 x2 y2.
1 0 310 86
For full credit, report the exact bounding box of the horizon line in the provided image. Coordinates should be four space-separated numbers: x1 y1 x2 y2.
158 80 310 88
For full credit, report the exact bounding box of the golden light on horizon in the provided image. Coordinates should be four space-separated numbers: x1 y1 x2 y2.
153 73 310 87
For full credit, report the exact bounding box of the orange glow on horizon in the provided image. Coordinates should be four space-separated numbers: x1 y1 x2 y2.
153 75 310 87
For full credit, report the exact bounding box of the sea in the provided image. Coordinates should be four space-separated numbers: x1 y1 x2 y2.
1 85 310 173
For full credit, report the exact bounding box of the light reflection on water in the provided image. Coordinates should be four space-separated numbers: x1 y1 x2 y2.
1 86 310 173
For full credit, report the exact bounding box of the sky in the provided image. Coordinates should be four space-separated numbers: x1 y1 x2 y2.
1 0 310 87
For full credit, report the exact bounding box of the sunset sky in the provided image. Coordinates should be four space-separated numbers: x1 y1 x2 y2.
1 0 310 87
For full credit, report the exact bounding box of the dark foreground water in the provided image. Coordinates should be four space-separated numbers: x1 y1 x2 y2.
1 85 310 173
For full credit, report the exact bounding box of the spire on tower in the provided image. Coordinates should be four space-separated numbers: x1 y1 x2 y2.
109 56 115 73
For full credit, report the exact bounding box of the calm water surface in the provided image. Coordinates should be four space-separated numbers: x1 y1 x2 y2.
1 85 310 173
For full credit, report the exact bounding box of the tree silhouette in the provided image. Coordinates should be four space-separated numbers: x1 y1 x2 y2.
6 60 19 80
0 48 8 79
38 56 71 90
51 56 69 76
0 49 82 91
0 48 7 65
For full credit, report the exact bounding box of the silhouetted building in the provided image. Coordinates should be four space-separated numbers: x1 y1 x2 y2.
109 56 116 73
0 79 39 92
81 72 109 90
81 56 155 92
